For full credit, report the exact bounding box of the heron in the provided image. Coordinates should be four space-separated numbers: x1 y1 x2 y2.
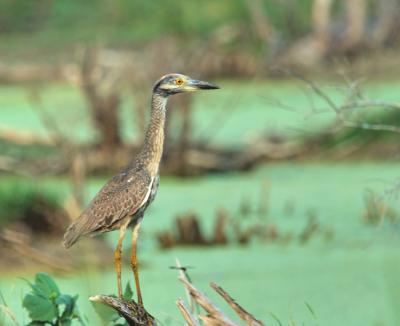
63 74 219 305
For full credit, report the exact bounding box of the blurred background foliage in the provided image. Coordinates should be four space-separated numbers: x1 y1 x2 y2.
0 0 397 61
0 1 310 40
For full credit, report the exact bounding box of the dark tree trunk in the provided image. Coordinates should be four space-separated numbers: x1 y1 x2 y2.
371 0 399 46
312 0 333 46
340 0 367 51
81 47 122 153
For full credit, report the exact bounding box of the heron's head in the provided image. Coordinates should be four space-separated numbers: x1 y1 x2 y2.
153 73 219 96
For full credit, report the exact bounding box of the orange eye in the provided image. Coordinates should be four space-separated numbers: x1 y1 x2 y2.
175 78 183 86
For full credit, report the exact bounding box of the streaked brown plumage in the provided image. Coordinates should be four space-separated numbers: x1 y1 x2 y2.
63 73 218 304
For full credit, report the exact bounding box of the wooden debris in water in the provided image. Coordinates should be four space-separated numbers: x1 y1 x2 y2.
156 231 175 249
257 180 269 218
157 212 227 249
362 190 398 226
156 190 336 249
177 213 208 245
157 206 335 249
213 209 229 245
299 215 319 244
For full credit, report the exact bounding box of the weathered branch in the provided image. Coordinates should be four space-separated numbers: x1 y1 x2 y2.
210 283 264 326
89 295 156 326
179 277 237 326
176 299 201 326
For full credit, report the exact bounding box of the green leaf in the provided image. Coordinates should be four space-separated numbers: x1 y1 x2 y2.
123 282 133 300
91 300 120 323
22 272 85 325
21 278 48 299
58 294 85 325
34 273 60 299
22 293 57 322
56 294 74 318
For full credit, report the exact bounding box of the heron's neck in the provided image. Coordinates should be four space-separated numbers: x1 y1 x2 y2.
140 93 168 174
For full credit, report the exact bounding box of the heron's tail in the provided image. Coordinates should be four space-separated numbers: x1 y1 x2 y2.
63 215 87 249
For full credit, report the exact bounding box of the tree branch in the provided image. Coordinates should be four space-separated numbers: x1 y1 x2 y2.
89 295 156 326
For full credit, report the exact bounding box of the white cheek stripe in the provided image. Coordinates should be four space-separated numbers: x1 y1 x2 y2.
160 84 176 90
139 177 154 208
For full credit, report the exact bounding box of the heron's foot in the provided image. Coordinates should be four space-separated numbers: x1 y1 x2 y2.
137 294 143 307
131 263 144 307
116 275 123 298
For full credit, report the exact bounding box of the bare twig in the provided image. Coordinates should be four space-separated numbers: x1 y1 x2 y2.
281 69 400 135
175 258 198 316
210 283 265 326
27 89 67 149
277 69 340 114
196 92 242 147
179 277 237 326
176 299 201 326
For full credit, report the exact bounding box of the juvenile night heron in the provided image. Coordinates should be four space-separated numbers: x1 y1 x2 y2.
63 74 218 305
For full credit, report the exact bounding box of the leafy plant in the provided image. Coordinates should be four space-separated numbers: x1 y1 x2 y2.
22 272 84 326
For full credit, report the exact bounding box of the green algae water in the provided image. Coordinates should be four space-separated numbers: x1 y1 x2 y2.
1 163 400 326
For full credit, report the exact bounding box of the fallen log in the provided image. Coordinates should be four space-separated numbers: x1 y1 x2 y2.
89 295 156 326
0 62 66 83
0 137 303 176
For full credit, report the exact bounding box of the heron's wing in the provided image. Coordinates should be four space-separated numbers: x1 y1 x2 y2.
88 168 152 229
63 168 152 248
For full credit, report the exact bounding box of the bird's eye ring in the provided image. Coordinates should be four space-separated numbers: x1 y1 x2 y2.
175 78 184 86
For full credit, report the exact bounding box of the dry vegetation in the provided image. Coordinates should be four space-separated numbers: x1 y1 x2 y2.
91 259 265 326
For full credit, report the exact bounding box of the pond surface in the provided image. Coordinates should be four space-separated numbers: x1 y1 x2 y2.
1 162 400 326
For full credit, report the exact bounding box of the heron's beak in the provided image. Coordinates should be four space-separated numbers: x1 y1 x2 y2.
185 79 219 91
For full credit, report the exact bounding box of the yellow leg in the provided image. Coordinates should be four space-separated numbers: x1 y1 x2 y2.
131 222 143 306
114 223 128 298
